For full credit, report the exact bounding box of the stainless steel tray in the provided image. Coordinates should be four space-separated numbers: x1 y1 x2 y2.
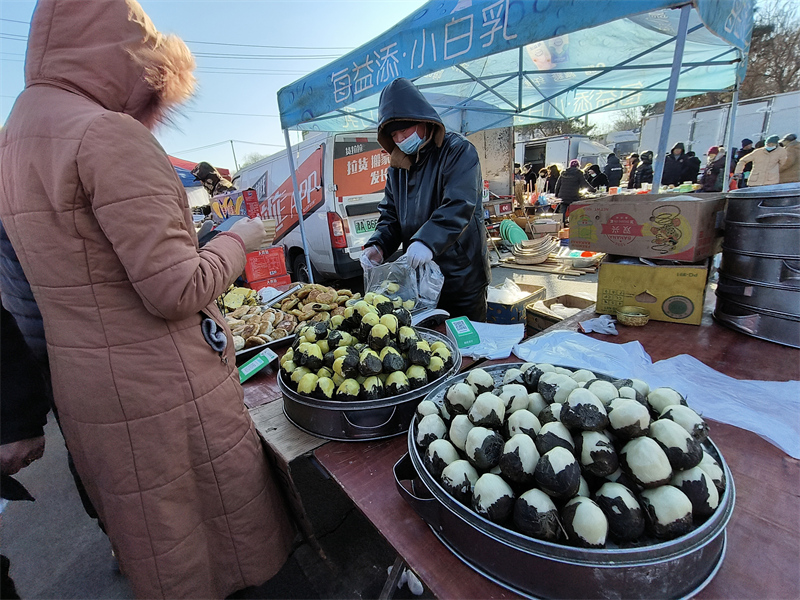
279 327 461 441
717 274 800 317
719 250 800 290
235 333 296 365
397 363 735 599
722 221 800 258
714 295 800 348
725 182 800 224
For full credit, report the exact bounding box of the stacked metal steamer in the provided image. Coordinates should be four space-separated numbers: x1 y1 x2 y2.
715 182 800 348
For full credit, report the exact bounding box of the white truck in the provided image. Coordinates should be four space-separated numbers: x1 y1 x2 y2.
638 90 800 159
514 133 613 173
233 131 386 282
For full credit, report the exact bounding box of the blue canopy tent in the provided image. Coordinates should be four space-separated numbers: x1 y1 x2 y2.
277 0 754 282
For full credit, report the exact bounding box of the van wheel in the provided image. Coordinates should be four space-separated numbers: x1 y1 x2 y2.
292 254 311 283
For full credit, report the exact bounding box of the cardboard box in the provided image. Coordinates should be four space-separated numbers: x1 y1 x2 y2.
245 246 287 283
526 294 596 333
248 274 293 291
596 259 710 326
487 283 546 324
568 193 725 262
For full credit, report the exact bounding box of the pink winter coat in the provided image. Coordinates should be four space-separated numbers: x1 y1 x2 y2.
0 1 293 598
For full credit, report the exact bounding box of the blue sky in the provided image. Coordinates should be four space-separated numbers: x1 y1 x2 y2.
1 0 428 170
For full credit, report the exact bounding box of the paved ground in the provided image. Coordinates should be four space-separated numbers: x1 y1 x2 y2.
1 264 598 599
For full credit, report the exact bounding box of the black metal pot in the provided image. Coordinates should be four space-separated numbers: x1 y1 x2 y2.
397 363 735 599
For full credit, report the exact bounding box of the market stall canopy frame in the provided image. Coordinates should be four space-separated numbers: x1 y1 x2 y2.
277 0 754 135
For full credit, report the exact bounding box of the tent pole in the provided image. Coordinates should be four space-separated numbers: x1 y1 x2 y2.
229 140 240 172
652 3 692 192
723 60 741 193
283 128 315 284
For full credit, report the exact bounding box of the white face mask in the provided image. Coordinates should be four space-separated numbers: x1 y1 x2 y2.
396 131 425 155
766 145 778 152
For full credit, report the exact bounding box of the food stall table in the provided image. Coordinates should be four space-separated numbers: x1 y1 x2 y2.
309 302 800 599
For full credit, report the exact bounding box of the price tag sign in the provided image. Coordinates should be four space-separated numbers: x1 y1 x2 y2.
238 348 279 384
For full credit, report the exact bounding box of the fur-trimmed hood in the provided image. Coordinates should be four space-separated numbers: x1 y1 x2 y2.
25 0 195 129
378 78 446 170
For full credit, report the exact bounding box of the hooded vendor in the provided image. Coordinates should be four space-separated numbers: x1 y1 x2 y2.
361 78 491 321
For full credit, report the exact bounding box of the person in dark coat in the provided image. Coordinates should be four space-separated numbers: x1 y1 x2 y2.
1 303 51 600
684 151 702 184
700 146 727 192
545 164 560 194
662 142 688 186
626 153 640 189
0 220 103 529
523 163 537 192
634 151 654 188
361 78 490 321
735 138 755 187
603 153 623 187
585 164 609 190
555 160 595 214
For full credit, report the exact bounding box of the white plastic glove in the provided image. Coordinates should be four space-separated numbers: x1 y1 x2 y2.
360 245 383 270
406 241 433 269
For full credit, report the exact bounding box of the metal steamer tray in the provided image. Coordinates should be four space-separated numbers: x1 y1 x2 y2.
395 363 735 600
278 328 461 441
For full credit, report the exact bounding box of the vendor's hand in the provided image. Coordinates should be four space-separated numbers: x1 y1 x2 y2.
406 241 433 268
0 436 45 476
360 245 383 270
228 217 267 253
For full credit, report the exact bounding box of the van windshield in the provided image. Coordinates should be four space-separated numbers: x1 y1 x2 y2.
333 135 389 198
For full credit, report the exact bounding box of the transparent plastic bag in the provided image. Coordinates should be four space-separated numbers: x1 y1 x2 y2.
363 255 419 310
416 261 445 310
363 255 444 311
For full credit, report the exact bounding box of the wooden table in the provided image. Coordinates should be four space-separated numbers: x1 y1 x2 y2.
246 304 800 599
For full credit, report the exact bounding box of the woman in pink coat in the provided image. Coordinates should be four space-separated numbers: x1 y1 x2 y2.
0 1 294 597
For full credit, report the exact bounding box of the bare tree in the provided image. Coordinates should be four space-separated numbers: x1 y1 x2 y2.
516 118 596 139
739 0 800 98
239 152 270 169
637 0 799 113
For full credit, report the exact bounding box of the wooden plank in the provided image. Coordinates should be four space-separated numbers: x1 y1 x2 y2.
496 259 587 277
242 370 283 409
315 437 515 600
250 400 327 465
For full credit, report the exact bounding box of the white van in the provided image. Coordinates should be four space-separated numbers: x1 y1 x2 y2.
234 131 387 281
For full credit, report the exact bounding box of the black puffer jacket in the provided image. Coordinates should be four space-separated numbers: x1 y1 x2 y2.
555 167 594 205
1 304 49 446
366 78 490 320
0 220 47 366
662 143 687 186
635 152 654 187
603 154 623 187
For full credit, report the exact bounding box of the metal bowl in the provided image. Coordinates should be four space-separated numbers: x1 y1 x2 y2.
397 363 735 599
616 306 651 327
279 327 461 441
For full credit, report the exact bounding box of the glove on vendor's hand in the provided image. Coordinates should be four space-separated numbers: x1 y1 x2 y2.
406 241 433 269
360 245 383 270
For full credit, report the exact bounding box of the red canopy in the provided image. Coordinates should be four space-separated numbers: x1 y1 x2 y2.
168 156 231 180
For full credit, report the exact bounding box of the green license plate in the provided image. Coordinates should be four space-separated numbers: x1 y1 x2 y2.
354 217 378 235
